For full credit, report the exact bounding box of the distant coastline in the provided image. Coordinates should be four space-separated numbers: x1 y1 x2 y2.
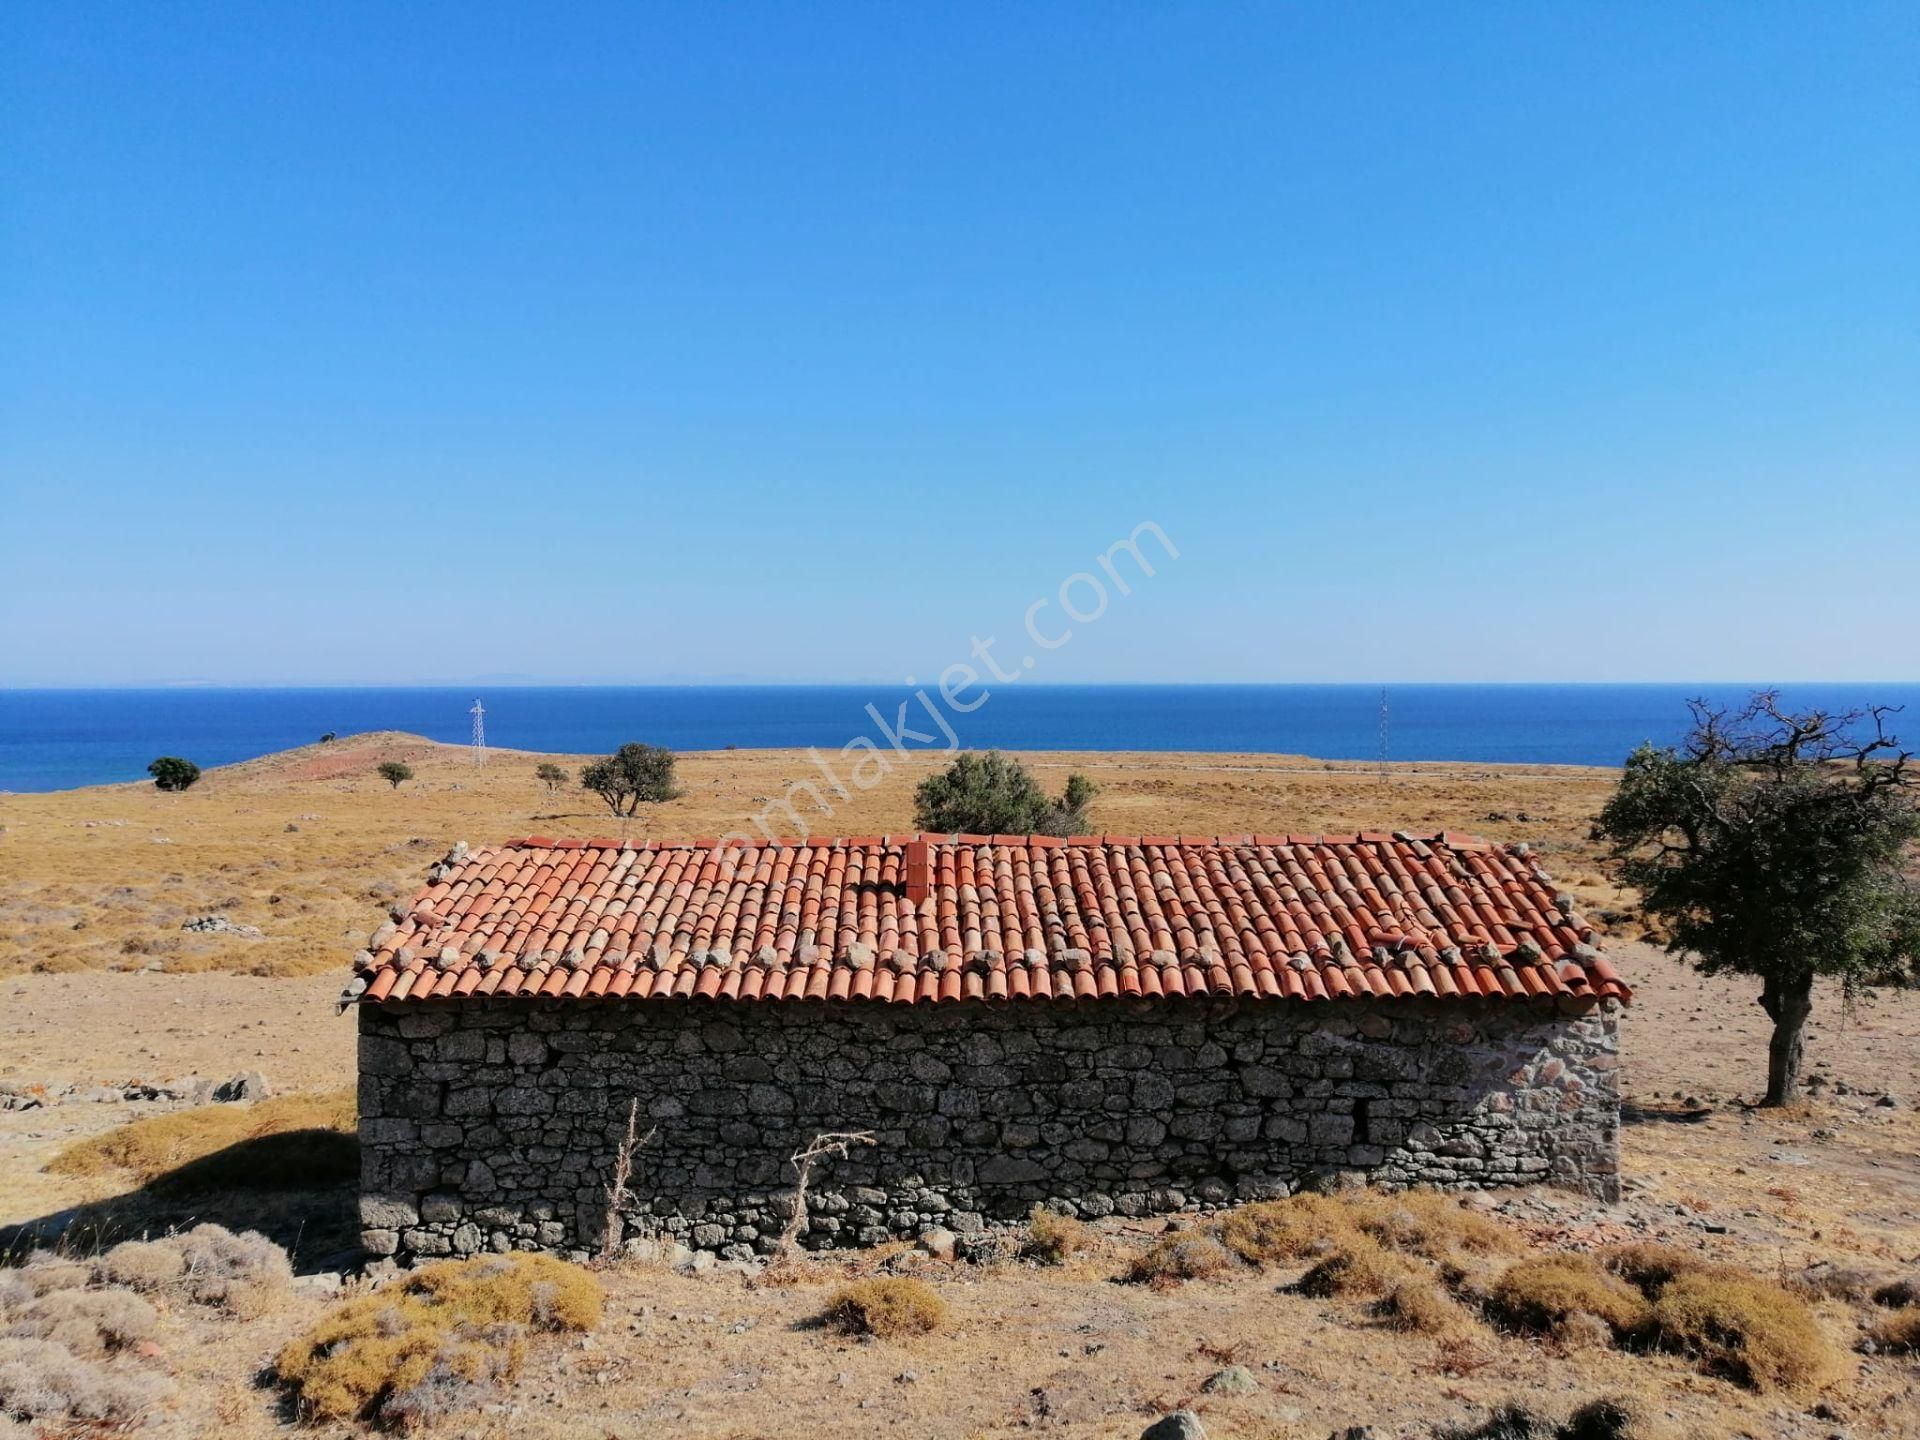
5 682 1918 794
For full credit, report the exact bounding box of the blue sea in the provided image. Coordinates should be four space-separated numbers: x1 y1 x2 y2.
2 683 1916 793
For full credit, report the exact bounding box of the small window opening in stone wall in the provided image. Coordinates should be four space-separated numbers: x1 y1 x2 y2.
1353 1098 1371 1145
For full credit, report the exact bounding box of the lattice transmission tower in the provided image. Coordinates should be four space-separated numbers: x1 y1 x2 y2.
1377 688 1390 788
469 699 488 768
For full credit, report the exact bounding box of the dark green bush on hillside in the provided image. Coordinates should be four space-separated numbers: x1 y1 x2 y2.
580 743 679 817
377 761 414 789
913 751 1095 837
147 757 201 792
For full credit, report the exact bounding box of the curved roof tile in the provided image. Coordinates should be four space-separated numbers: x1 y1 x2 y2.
347 833 1630 1009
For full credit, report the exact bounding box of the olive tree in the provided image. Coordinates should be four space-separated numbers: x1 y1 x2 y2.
377 761 414 790
535 762 571 802
1594 692 1919 1106
147 756 201 792
913 751 1096 837
580 743 679 818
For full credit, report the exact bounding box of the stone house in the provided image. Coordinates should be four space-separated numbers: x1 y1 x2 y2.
346 831 1630 1263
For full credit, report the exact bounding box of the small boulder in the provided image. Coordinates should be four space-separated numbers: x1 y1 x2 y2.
1200 1365 1259 1395
916 1227 958 1262
212 1071 271 1103
1142 1412 1206 1440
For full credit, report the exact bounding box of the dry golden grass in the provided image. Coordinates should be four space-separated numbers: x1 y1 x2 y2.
45 1088 355 1191
0 731 1627 978
1021 1205 1092 1265
1214 1192 1354 1266
1487 1255 1652 1337
1643 1270 1839 1393
275 1253 601 1425
1123 1231 1238 1287
1294 1232 1418 1299
1373 1276 1480 1338
822 1277 948 1338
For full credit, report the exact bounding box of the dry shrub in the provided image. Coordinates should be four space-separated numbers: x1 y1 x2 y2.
1124 1232 1236 1287
277 1254 601 1426
276 1295 526 1426
1296 1233 1417 1299
1374 1276 1477 1337
1559 1394 1675 1440
96 1240 185 1293
47 1088 356 1189
0 1275 30 1315
175 1224 293 1316
401 1253 602 1332
1872 1274 1920 1309
0 1336 174 1426
17 1255 88 1299
1550 1310 1616 1353
1870 1307 1920 1353
1215 1193 1356 1266
1349 1190 1518 1260
822 1277 947 1338
1598 1242 1711 1298
1645 1270 1837 1393
1487 1256 1649 1338
6 1289 157 1357
1022 1206 1091 1265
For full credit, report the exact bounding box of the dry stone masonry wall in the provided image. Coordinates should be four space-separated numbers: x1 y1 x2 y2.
357 999 1620 1263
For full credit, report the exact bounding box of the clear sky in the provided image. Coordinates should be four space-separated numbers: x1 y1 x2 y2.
3 3 1915 686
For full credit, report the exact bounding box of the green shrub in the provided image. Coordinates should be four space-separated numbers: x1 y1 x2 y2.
377 761 413 789
912 751 1094 837
146 756 200 791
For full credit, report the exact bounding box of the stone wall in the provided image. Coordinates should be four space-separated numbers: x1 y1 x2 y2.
357 998 1621 1263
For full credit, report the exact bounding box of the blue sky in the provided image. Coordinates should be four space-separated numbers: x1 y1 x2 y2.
3 2 1915 686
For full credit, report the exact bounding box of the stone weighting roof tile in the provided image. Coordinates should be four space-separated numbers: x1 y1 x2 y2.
343 833 1630 1009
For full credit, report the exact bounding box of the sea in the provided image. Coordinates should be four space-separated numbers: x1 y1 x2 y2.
2 683 1916 793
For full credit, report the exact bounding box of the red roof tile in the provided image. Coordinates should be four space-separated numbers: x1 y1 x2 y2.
346 834 1629 1008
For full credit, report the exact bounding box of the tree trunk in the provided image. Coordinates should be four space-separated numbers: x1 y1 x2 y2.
1758 970 1815 1107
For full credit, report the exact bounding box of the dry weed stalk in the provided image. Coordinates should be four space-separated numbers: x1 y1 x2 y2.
775 1131 876 1258
599 1098 656 1261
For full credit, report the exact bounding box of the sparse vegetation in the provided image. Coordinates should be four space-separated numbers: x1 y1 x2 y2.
377 761 414 789
535 761 571 802
1374 1276 1479 1338
1870 1307 1920 1353
47 1087 356 1189
1022 1205 1091 1264
146 756 200 792
6 1287 158 1356
821 1277 948 1338
1595 691 1920 1103
1295 1232 1417 1299
1124 1230 1236 1287
275 1253 602 1425
0 1336 174 1427
912 751 1096 836
1644 1269 1837 1393
579 742 679 817
1487 1256 1651 1338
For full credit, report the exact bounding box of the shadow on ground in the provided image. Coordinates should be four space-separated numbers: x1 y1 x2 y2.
0 1129 360 1271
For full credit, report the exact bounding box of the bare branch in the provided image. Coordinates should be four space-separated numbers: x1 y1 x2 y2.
774 1130 876 1259
599 1097 657 1261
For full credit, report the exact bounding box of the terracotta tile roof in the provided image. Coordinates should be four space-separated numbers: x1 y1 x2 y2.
344 833 1630 1009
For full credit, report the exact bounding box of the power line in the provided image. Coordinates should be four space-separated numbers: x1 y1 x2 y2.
469 698 487 767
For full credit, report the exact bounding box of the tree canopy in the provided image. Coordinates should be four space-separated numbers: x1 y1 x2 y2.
1594 692 1919 1104
377 761 414 789
535 762 571 801
147 756 201 792
580 743 679 817
913 751 1096 837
